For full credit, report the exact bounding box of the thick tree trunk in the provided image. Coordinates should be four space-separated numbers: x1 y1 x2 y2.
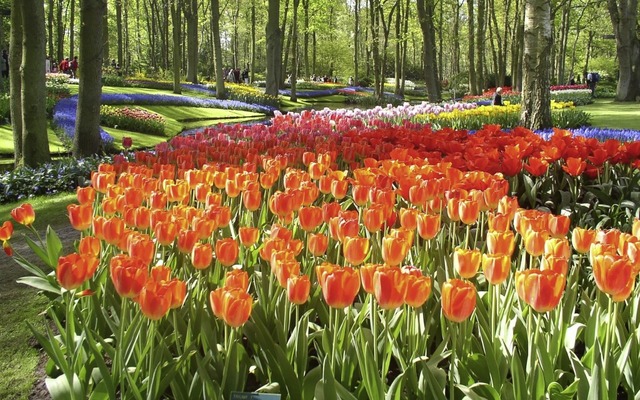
265 0 282 96
103 0 109 66
70 0 76 59
21 0 50 167
47 0 54 59
520 0 552 130
353 0 359 84
10 0 23 166
416 0 441 101
368 0 382 99
290 0 300 101
74 0 105 157
211 0 225 98
56 0 64 62
607 0 640 101
171 0 181 94
183 0 199 83
116 0 123 68
250 0 256 83
394 0 401 95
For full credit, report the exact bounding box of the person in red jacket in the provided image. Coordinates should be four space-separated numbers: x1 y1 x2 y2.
59 58 69 75
70 56 78 78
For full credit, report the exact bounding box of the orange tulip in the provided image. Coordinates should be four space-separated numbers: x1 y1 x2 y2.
453 248 482 279
399 208 418 230
322 202 342 224
363 204 386 233
287 275 311 305
137 280 172 320
166 279 187 309
548 214 570 238
317 265 360 309
544 237 571 259
103 217 126 246
298 206 323 232
524 230 549 257
209 287 226 319
78 236 101 257
352 184 371 207
127 233 155 266
562 157 587 177
91 171 115 193
11 203 35 226
272 254 301 288
592 254 636 301
177 230 198 254
446 198 461 222
219 288 253 327
154 221 178 246
373 266 408 310
416 213 441 240
458 199 480 225
633 218 640 239
149 191 167 209
441 279 476 322
165 180 190 203
571 227 597 254
486 230 515 255
482 253 511 285
402 266 432 308
515 269 565 312
308 233 328 256
239 227 260 247
242 189 262 211
191 242 213 270
225 269 250 291
225 179 241 198
382 235 410 266
0 221 13 242
110 255 148 298
541 254 569 276
65 204 92 231
487 212 511 233
77 186 96 205
360 263 380 294
331 179 349 200
56 253 99 290
216 238 239 267
343 236 370 266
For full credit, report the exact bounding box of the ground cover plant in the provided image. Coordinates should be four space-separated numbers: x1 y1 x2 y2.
4 103 640 400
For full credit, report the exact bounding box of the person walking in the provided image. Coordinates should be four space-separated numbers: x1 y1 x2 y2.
70 56 78 78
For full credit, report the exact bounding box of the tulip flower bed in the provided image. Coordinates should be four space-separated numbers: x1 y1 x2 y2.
100 105 167 136
6 109 640 400
463 87 593 106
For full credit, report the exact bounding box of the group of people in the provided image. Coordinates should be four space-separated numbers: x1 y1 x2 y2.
225 67 249 84
46 56 79 78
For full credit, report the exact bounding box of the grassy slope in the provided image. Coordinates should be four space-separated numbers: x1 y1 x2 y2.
580 99 640 130
0 193 77 399
0 126 68 156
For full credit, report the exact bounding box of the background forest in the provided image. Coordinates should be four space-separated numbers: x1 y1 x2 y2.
0 0 624 96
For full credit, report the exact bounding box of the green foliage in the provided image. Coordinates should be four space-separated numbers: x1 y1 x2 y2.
100 105 166 136
0 94 8 123
552 109 592 128
0 156 107 204
345 93 403 107
102 74 129 87
225 83 280 108
551 90 593 106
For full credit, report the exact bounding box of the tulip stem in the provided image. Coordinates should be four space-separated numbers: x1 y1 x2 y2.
370 295 379 367
118 299 129 400
603 298 617 397
449 322 457 400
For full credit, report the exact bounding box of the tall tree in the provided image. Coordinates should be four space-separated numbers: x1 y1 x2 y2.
9 0 22 166
211 0 226 98
56 0 64 61
171 0 181 94
416 0 441 101
520 0 552 129
70 0 76 58
74 0 106 157
20 0 51 167
290 0 300 101
265 0 282 96
182 0 199 83
607 0 640 101
116 0 124 68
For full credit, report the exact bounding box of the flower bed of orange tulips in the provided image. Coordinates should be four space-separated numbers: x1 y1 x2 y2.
5 109 640 400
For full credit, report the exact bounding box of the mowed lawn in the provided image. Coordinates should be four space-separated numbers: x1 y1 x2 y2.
580 99 640 130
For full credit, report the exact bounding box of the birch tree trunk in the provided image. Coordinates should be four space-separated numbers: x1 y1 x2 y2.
520 0 552 129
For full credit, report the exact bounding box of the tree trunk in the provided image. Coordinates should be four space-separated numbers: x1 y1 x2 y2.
10 0 23 166
74 0 106 157
250 0 256 83
171 0 181 94
467 0 478 94
416 0 441 101
103 0 109 66
368 0 381 99
116 0 123 68
70 0 76 59
451 0 460 77
183 0 199 83
265 0 281 96
607 0 640 101
56 0 64 61
353 0 359 84
47 0 54 59
21 0 50 167
394 0 401 95
520 0 552 130
476 0 486 91
210 0 225 98
290 0 300 101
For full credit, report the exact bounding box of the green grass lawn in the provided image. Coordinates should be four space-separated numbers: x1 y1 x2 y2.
580 98 640 130
0 125 68 157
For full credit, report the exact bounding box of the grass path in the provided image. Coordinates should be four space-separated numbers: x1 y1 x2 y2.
580 99 640 130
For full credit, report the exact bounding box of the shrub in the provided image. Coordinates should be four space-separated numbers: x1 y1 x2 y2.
100 105 166 136
0 94 9 122
0 156 107 204
552 108 591 128
102 74 129 87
